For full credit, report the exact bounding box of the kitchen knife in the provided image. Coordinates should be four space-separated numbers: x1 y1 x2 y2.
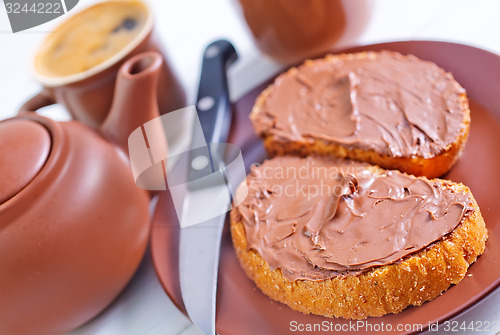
179 39 238 335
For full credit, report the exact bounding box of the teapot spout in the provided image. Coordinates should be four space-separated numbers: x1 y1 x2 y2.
100 51 163 153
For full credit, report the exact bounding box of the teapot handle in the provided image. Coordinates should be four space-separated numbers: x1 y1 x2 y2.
18 90 56 114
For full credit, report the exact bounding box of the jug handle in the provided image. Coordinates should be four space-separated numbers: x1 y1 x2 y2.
18 90 55 114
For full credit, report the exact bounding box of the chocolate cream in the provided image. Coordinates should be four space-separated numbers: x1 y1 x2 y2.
253 51 467 158
236 156 472 281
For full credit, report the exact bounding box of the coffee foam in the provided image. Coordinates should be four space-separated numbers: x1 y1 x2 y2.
34 0 150 81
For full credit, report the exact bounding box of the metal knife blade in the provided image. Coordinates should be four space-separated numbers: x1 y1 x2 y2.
179 40 237 335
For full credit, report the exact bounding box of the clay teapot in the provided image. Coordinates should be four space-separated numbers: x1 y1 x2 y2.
0 52 164 335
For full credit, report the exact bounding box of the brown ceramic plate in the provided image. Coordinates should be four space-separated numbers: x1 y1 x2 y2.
151 41 500 335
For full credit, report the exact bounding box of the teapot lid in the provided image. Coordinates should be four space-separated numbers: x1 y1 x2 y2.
0 119 51 204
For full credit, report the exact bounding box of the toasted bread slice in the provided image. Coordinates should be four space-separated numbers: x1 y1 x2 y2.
231 156 487 319
250 51 470 178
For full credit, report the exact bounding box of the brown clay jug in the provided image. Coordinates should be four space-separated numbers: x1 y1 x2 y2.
0 52 164 335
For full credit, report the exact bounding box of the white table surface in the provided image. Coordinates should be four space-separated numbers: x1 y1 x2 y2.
1 1 500 334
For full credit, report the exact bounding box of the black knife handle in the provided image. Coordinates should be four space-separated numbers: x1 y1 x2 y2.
197 40 237 145
188 40 238 182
